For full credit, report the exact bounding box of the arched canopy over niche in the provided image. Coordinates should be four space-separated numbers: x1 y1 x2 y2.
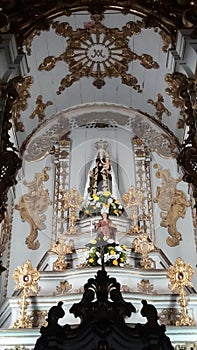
23 103 179 163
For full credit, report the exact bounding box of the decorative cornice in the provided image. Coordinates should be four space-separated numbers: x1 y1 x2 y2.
21 103 180 161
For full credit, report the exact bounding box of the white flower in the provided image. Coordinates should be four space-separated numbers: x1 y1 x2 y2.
84 251 90 259
115 245 123 252
108 253 120 260
119 263 124 267
101 207 109 214
108 198 113 204
96 251 101 257
97 258 102 265
107 239 115 244
96 202 101 207
104 253 109 262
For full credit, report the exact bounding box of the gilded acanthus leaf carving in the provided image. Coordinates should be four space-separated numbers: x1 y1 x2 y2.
154 164 190 247
38 14 159 92
158 30 173 53
165 72 194 129
23 29 41 56
137 279 156 294
15 167 51 250
10 76 33 132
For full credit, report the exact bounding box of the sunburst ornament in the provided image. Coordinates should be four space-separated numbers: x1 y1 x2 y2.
167 257 195 326
39 14 159 92
13 260 40 294
13 260 40 328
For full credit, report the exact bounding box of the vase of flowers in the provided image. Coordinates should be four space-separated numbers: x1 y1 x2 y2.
81 191 124 217
85 237 127 267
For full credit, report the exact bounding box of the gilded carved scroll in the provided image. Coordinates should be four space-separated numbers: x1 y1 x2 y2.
154 164 190 247
10 75 33 132
15 167 50 250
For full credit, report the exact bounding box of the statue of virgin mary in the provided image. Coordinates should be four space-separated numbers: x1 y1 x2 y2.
88 140 112 196
82 140 124 217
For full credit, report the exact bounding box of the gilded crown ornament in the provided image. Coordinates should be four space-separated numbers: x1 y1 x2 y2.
12 260 40 328
122 186 144 234
51 235 73 271
60 187 84 234
167 257 195 326
132 233 155 270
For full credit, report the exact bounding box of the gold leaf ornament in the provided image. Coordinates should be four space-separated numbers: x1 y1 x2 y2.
13 260 40 295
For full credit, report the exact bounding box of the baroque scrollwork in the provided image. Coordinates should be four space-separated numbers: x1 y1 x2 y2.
24 116 70 161
30 310 48 328
22 29 42 56
23 104 179 162
15 167 51 250
165 72 194 129
137 279 156 294
9 76 33 132
38 14 159 92
158 30 173 53
130 115 178 158
159 308 180 326
154 164 190 247
175 343 197 350
53 280 72 295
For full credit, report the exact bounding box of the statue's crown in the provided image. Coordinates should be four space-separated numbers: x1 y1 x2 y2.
94 139 108 151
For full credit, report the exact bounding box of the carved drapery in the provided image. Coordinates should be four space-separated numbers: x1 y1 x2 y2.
15 168 50 250
51 138 70 243
154 165 190 247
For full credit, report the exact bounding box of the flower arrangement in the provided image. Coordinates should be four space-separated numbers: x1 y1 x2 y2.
85 238 127 267
82 191 124 217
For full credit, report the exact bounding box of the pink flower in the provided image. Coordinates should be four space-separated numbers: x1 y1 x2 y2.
84 21 94 29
